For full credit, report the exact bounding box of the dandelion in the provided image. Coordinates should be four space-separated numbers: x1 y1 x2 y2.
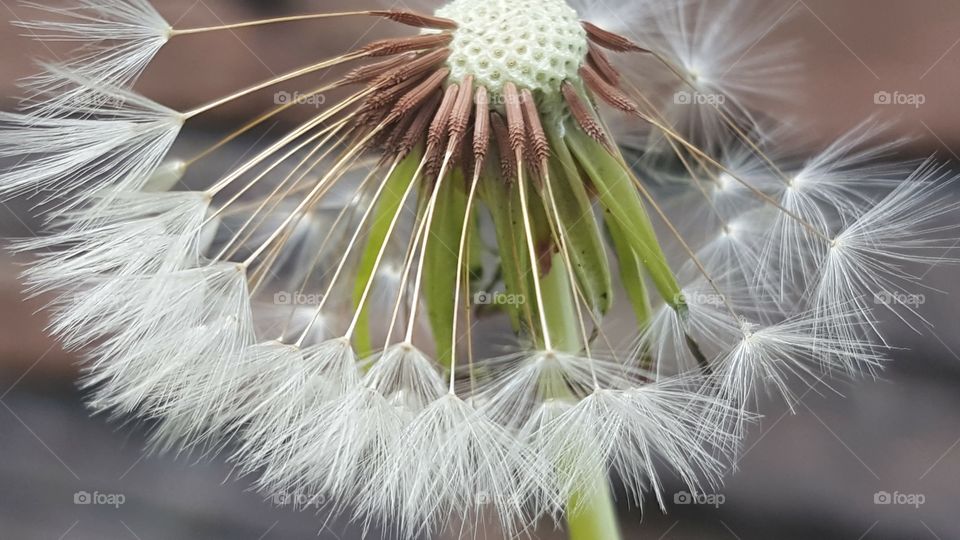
6 0 957 538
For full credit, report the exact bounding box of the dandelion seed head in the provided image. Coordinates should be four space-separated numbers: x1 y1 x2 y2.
437 0 587 98
5 0 956 535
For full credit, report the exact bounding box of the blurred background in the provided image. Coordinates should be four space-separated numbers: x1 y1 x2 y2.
0 0 959 538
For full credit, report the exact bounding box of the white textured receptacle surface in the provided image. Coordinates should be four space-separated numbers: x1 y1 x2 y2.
436 0 588 96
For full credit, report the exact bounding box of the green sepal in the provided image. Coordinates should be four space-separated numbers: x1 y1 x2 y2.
352 148 422 358
545 126 613 318
564 125 686 314
423 168 469 369
478 164 533 334
605 214 653 327
468 209 485 284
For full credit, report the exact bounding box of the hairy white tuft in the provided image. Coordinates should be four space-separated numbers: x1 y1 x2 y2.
0 68 182 207
639 284 742 376
267 387 404 513
16 191 210 298
231 341 360 477
711 313 882 438
365 344 447 412
475 351 647 428
17 0 171 113
77 264 254 430
644 0 800 150
371 393 549 538
814 161 959 342
533 382 734 512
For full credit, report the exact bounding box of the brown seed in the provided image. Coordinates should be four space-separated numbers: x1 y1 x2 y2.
383 104 419 156
472 87 491 163
520 89 550 169
447 76 475 152
490 112 518 182
561 81 609 146
371 10 459 30
502 83 527 155
390 68 451 122
344 53 415 84
395 91 443 157
372 49 452 89
582 21 648 53
363 33 454 57
428 83 461 150
580 64 641 115
425 148 445 180
363 73 428 112
587 42 621 86
459 125 477 178
423 84 460 177
360 106 393 132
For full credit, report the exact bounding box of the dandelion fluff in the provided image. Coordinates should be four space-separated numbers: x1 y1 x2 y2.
3 0 955 537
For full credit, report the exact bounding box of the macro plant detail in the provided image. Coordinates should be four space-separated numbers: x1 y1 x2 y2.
2 0 957 538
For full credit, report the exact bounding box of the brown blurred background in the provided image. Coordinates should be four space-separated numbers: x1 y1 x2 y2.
0 1 959 539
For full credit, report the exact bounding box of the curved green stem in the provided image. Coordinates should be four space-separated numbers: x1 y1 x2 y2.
539 251 580 352
538 251 623 540
567 476 622 540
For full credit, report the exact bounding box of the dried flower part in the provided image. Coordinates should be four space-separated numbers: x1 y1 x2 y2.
562 81 609 145
580 64 642 115
472 87 491 162
363 33 455 57
344 53 417 84
369 9 459 30
587 42 622 86
581 20 648 53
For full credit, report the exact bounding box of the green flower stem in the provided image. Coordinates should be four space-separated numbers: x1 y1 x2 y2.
567 470 622 540
538 250 623 540
539 251 581 353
